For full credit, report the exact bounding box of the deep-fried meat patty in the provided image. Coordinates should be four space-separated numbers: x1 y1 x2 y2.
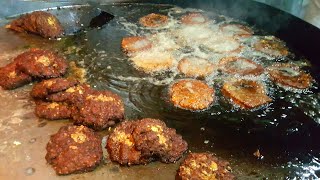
132 118 188 163
254 36 289 57
220 24 253 38
130 50 174 73
169 79 215 111
139 13 169 27
181 13 208 25
6 11 63 38
31 78 79 99
177 153 235 180
121 36 152 54
178 56 215 78
203 36 242 54
106 118 188 165
219 56 264 76
0 60 32 90
71 90 125 130
267 63 312 89
46 84 92 104
222 79 272 109
45 125 102 175
106 121 143 165
35 101 73 120
16 49 68 78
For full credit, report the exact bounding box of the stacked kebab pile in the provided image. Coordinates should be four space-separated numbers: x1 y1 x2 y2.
0 11 236 179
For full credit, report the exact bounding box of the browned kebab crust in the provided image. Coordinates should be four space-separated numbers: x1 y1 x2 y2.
0 59 32 90
132 118 188 163
169 79 215 111
139 13 169 27
177 153 235 180
30 78 79 99
181 13 208 25
106 118 188 166
106 120 143 165
16 49 68 78
31 78 125 130
222 79 272 109
71 90 125 131
34 100 73 120
219 56 264 76
267 63 312 89
46 84 93 104
7 11 64 38
45 125 103 175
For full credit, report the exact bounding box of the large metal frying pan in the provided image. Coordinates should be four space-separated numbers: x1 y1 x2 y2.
0 0 320 179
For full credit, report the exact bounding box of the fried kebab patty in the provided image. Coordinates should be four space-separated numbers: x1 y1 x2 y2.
0 59 32 90
219 56 264 76
132 118 188 163
45 125 102 175
71 90 125 131
222 79 272 109
46 84 93 104
121 36 152 54
129 51 175 73
219 23 253 38
30 78 86 120
35 101 73 120
202 36 242 54
106 120 142 165
181 13 208 25
177 153 235 180
30 77 125 130
106 118 188 166
139 13 169 28
178 56 215 78
254 36 289 57
16 49 68 78
267 63 312 89
0 49 68 90
31 78 79 99
169 79 215 111
6 11 63 38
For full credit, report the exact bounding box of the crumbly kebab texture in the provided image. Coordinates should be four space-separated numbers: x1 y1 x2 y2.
31 77 79 99
45 125 103 175
31 78 125 130
71 90 125 130
177 153 235 180
16 49 68 78
0 58 32 90
106 118 188 165
35 101 73 120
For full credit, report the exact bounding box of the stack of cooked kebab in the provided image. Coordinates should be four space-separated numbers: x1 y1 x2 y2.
0 11 236 179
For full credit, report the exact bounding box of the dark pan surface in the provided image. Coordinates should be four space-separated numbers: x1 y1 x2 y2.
1 2 320 179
